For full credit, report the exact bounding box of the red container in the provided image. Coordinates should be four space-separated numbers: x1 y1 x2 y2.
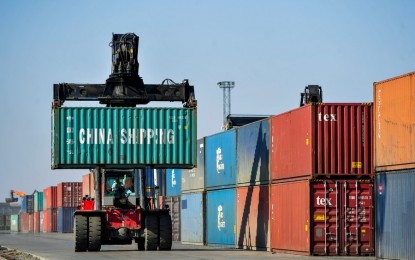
57 182 83 208
270 103 373 181
43 186 57 209
236 185 270 250
43 208 58 232
33 212 40 233
270 179 374 256
19 213 34 233
82 172 94 198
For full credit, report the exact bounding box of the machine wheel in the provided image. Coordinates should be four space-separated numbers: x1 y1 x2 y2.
159 214 172 250
88 216 102 252
144 214 158 251
74 215 88 252
136 237 145 251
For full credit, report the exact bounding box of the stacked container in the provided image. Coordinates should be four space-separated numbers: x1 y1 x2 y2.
205 129 237 247
165 168 182 241
57 182 82 233
82 172 94 198
20 195 34 233
181 138 206 245
33 190 43 233
269 103 374 256
43 186 57 232
235 119 270 251
374 72 415 259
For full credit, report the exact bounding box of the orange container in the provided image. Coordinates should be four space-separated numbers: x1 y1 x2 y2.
374 71 415 171
236 185 270 250
82 172 94 198
57 182 83 208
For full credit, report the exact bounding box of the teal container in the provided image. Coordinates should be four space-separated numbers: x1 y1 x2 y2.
34 191 44 212
52 107 197 169
10 215 19 232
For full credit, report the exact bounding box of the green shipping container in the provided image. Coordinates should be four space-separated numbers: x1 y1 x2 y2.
52 107 197 169
10 215 19 232
34 191 44 212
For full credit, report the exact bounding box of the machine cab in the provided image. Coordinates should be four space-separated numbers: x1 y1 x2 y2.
103 170 136 208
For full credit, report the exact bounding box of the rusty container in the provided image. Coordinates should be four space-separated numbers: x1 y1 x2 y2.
43 186 57 210
43 208 58 232
270 103 373 181
82 172 93 198
19 213 33 233
270 179 374 256
33 211 40 233
236 185 270 250
374 71 415 171
57 182 83 208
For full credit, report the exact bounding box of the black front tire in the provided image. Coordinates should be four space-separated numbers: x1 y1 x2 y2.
159 214 172 250
74 215 88 252
88 216 102 252
144 214 158 251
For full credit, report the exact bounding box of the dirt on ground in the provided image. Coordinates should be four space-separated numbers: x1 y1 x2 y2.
0 246 40 260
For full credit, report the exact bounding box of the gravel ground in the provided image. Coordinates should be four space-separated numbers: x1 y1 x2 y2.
0 246 41 260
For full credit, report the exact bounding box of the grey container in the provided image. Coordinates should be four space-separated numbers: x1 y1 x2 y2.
376 169 415 259
182 138 205 193
236 119 270 186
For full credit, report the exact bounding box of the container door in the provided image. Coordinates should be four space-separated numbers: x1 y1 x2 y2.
312 181 340 255
342 181 374 256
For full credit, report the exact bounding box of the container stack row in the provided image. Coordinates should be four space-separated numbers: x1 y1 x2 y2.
11 182 82 234
164 102 375 256
373 72 415 259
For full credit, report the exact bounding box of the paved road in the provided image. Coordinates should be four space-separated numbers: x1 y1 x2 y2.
0 232 375 260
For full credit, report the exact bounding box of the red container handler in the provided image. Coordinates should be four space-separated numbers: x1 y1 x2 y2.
270 179 374 256
270 103 373 181
43 186 57 210
57 182 83 208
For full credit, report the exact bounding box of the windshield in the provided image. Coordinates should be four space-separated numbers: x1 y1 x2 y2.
104 170 135 196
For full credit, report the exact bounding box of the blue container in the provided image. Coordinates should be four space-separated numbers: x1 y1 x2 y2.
134 168 163 197
166 169 182 196
376 169 415 259
205 130 237 190
182 138 205 193
57 207 76 233
236 119 270 186
206 188 236 247
20 195 34 214
181 192 205 245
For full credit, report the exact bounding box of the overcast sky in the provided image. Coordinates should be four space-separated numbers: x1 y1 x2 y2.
0 1 414 202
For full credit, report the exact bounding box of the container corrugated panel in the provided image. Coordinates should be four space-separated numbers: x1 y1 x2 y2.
205 130 237 190
82 172 93 197
236 119 270 186
43 208 57 232
33 212 40 233
270 180 374 256
182 138 205 193
164 196 181 241
39 211 43 232
376 170 415 259
19 213 33 233
374 72 415 171
34 191 43 212
21 195 34 214
57 207 76 233
10 215 19 232
236 185 269 250
166 169 182 196
206 188 236 247
270 103 373 181
181 192 205 245
43 186 57 210
52 107 197 169
57 182 83 208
